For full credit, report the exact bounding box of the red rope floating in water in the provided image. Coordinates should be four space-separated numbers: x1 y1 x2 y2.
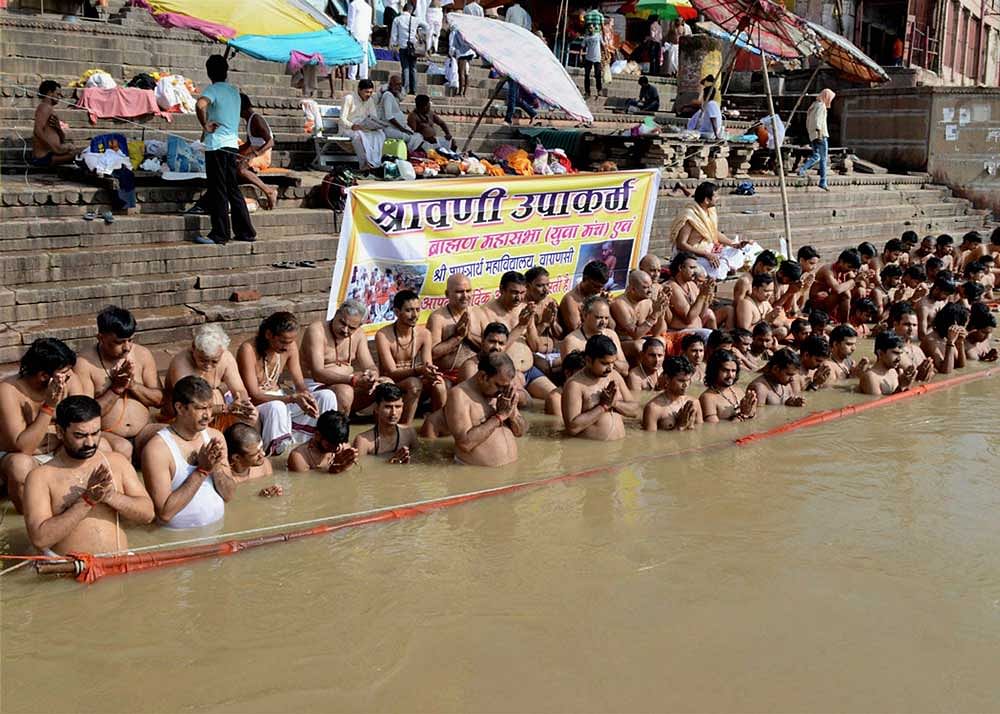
34 366 998 584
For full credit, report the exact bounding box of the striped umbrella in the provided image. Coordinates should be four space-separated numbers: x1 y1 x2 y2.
688 0 818 58
633 0 698 21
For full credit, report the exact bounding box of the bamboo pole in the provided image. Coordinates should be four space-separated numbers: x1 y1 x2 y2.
785 62 822 126
462 79 507 153
760 52 794 255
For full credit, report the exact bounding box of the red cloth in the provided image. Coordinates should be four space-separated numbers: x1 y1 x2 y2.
76 87 170 124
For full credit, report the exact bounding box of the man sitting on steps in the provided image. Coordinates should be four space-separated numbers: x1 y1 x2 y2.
32 80 77 168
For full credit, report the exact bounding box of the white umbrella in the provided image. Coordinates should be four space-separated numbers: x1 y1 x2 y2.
447 12 593 124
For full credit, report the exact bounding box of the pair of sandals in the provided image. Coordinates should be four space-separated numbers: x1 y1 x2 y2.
272 260 316 269
83 211 115 224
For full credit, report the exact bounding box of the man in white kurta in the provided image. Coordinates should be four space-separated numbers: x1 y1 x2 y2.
347 0 373 80
378 75 425 153
341 79 386 169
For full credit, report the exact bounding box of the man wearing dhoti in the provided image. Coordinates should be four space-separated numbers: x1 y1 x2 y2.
669 181 752 281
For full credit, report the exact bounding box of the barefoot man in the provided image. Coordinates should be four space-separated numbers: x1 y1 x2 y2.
611 269 669 361
32 80 77 167
302 299 382 416
1 338 85 513
23 396 154 556
643 356 703 431
446 352 526 466
562 335 640 441
141 376 236 529
74 306 163 459
375 290 445 425
353 383 419 463
427 273 477 385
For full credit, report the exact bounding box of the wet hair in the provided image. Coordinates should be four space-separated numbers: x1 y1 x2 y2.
392 289 420 311
225 422 262 456
753 250 778 270
96 305 136 338
19 337 76 378
585 334 618 360
681 332 705 351
964 261 985 278
960 281 985 303
800 334 830 358
582 294 610 315
206 54 228 82
693 181 716 204
705 348 740 387
482 321 509 340
359 79 376 91
317 409 350 446
663 355 694 377
857 242 877 259
706 329 733 351
838 249 862 270
925 256 944 274
641 336 664 352
851 297 878 322
931 302 970 338
562 350 587 376
968 302 997 331
731 327 752 343
172 375 213 407
797 245 821 261
240 92 253 114
373 382 404 404
751 273 774 289
414 92 429 108
789 318 810 336
808 309 830 331
193 323 231 355
874 330 904 353
961 230 982 245
55 395 101 429
880 264 904 283
932 275 957 296
582 260 610 284
884 238 905 254
829 324 857 344
670 251 697 274
499 271 526 290
900 230 919 246
524 266 549 283
255 312 298 355
904 264 926 282
766 347 801 370
752 321 772 337
936 233 954 247
777 260 802 281
38 79 61 97
478 350 515 377
889 301 915 324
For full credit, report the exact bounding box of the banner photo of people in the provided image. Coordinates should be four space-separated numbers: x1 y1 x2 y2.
326 170 661 333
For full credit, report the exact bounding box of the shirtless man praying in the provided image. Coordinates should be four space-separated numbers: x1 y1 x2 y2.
427 273 477 384
224 422 273 484
1 338 85 512
810 249 861 324
628 337 665 392
642 356 703 431
375 290 445 425
667 252 716 331
560 295 629 375
611 269 669 361
446 352 526 467
750 348 806 407
353 383 419 463
699 348 757 423
523 266 564 373
23 396 153 556
75 306 162 459
561 335 639 441
288 410 359 474
860 331 917 395
559 260 609 333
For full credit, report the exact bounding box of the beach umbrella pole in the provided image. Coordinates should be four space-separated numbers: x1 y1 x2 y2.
785 62 822 126
760 56 794 255
462 79 508 153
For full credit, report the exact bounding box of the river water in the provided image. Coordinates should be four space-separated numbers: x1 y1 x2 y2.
2 375 999 713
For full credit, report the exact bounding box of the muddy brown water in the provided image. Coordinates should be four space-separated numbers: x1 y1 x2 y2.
2 374 999 713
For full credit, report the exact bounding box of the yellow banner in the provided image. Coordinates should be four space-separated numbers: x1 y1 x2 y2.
326 170 661 334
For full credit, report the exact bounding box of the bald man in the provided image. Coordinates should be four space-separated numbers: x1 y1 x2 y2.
610 269 670 362
427 273 477 385
639 254 663 301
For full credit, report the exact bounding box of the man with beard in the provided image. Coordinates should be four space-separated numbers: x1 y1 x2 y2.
468 271 532 350
749 348 806 407
141 376 236 529
666 252 717 331
823 325 866 381
560 295 628 375
374 290 445 426
353 383 418 462
561 335 639 441
74 306 163 459
698 348 757 423
642 356 703 431
611 269 670 362
860 331 917 395
428 273 477 384
447 352 525 466
559 260 609 333
23 395 153 555
889 303 936 381
628 336 665 392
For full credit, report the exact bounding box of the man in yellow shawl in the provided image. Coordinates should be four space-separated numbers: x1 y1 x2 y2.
668 181 750 280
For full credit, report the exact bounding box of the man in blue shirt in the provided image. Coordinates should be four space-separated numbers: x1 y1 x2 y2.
194 55 256 245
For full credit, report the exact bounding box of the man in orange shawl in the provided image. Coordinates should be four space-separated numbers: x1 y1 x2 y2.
668 181 749 280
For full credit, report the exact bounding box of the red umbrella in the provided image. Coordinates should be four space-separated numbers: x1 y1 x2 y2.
690 0 818 59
